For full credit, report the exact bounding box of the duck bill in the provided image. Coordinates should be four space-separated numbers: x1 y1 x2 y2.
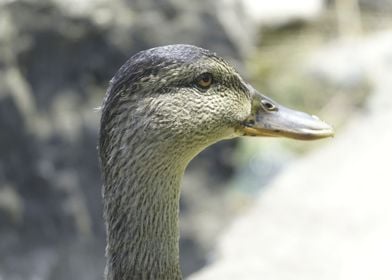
241 91 334 140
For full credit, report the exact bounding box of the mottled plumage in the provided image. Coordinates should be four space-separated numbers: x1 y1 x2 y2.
99 44 333 280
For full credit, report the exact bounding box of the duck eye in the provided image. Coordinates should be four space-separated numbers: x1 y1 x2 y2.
261 99 277 111
196 73 213 89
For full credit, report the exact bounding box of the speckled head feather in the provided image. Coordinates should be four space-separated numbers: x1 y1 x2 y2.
100 45 252 166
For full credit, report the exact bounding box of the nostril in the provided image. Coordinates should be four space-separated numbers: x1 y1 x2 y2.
261 99 277 111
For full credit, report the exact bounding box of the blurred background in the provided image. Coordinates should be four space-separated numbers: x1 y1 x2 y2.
0 0 391 279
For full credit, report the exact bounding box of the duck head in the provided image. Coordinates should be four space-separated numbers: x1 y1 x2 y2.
102 44 333 160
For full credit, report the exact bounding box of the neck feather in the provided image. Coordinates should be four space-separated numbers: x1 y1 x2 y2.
102 136 186 279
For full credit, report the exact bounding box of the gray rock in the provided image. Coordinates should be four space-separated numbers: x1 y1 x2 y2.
306 32 392 90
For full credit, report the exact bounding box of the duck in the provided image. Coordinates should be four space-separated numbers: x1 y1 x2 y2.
99 44 333 280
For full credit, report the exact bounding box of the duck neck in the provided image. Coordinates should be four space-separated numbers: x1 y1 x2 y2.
102 145 185 280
